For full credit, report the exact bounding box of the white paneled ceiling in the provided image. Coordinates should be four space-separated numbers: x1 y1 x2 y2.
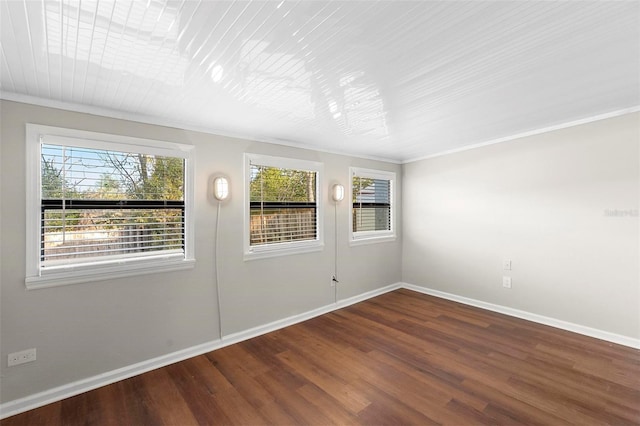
1 1 639 162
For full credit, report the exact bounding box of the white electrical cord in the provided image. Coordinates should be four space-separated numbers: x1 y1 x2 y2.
334 202 338 304
214 202 223 340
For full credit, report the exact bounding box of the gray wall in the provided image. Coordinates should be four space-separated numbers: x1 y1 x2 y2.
2 99 637 406
402 112 639 339
0 100 402 403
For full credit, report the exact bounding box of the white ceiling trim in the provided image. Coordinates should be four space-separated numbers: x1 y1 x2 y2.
2 1 637 162
403 106 640 164
0 91 402 164
3 91 636 165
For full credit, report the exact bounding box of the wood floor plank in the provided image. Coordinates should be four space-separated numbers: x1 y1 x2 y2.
0 401 62 426
462 378 569 425
507 375 633 425
3 289 639 425
257 399 299 425
212 387 268 425
253 369 334 425
163 358 233 425
351 377 440 426
136 367 201 425
205 351 276 410
296 383 360 424
276 349 371 415
91 381 142 426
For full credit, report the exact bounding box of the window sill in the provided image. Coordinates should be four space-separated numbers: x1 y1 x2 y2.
244 242 324 261
349 234 397 246
25 258 196 290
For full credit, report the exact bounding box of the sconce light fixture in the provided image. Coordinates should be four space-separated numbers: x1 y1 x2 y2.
332 184 345 202
213 176 230 201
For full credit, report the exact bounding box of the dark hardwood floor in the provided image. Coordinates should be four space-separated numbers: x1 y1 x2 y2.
3 288 639 425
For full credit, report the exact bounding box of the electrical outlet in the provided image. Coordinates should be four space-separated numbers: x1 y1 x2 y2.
503 259 512 271
502 276 512 289
8 348 36 367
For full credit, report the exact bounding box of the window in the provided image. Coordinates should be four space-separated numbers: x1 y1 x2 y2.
350 167 395 244
245 154 323 259
26 124 195 288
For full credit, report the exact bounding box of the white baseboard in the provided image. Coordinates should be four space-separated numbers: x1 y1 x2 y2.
221 283 401 347
0 283 400 420
0 339 224 420
4 281 637 419
401 282 640 349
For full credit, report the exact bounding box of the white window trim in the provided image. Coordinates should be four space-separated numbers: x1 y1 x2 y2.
349 167 396 246
25 124 196 289
244 153 324 260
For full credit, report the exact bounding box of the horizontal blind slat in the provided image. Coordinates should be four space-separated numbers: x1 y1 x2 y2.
44 235 184 250
249 163 318 247
352 175 391 233
41 143 186 264
45 245 184 259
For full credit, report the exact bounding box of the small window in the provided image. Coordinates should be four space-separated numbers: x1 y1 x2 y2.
350 167 396 244
26 125 195 288
245 154 323 259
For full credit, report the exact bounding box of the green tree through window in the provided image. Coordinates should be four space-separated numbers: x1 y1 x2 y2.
248 162 318 247
41 144 185 265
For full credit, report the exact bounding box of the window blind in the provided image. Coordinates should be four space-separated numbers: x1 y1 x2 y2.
249 163 317 246
352 176 391 232
41 144 185 267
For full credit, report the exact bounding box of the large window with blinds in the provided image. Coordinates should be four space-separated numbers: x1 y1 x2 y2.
244 154 323 259
26 124 195 288
350 167 396 244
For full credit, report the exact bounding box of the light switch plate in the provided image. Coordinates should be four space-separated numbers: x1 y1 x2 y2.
502 276 512 288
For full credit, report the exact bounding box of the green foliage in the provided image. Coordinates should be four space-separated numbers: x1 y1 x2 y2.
95 174 121 198
250 166 316 202
100 153 184 201
41 155 83 230
41 156 65 198
41 148 185 260
249 165 317 246
352 176 374 202
141 156 184 201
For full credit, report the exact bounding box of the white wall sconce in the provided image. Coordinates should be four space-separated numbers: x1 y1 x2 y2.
332 184 345 202
213 176 230 201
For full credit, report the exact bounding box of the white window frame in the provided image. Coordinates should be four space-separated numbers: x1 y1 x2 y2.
25 124 196 289
244 153 324 260
349 167 396 245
